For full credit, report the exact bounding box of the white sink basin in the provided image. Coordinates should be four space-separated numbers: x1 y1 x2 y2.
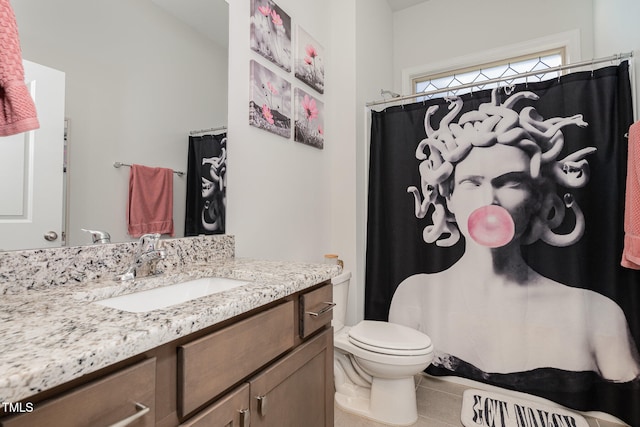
94 277 250 313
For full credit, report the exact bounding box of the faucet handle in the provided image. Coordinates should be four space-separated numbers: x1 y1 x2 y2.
137 233 161 252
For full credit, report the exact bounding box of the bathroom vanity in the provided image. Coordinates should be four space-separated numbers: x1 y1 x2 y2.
0 235 338 427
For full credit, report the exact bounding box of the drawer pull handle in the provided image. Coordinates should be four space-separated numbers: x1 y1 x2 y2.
107 402 150 427
239 408 250 427
257 395 268 416
306 302 336 317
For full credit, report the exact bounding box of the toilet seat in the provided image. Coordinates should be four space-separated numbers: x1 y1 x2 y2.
348 320 433 356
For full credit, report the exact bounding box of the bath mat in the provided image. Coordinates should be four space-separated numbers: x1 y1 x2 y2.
461 389 588 427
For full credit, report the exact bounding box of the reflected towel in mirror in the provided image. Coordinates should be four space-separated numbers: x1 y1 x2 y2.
127 164 174 238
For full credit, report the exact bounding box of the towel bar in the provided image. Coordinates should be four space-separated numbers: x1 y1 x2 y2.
113 161 184 177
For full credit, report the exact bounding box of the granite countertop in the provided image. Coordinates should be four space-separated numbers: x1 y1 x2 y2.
0 257 341 404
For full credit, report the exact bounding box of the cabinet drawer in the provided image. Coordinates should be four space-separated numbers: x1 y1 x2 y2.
1 358 156 427
299 283 333 339
179 383 250 427
178 301 294 417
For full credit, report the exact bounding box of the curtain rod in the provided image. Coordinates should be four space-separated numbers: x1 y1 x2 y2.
113 161 185 177
190 125 227 135
366 51 634 108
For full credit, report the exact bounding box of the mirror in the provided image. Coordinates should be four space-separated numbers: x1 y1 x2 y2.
10 0 228 249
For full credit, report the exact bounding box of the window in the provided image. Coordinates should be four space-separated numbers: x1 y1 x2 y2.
413 48 565 99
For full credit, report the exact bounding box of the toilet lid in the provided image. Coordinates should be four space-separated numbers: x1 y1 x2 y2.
348 321 432 356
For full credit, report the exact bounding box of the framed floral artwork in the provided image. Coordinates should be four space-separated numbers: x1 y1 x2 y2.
295 27 324 94
294 88 324 149
249 60 291 138
250 0 292 72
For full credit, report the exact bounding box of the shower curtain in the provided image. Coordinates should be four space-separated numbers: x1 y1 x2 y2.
185 133 227 236
365 62 640 425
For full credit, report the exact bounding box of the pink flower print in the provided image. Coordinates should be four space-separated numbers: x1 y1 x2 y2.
258 5 271 16
304 45 319 80
266 81 278 95
302 95 318 121
305 44 318 59
262 104 275 125
318 126 324 135
271 10 283 26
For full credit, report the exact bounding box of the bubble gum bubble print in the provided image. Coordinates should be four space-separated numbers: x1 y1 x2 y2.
468 205 515 248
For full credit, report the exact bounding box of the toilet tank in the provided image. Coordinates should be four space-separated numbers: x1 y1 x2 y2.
331 270 351 332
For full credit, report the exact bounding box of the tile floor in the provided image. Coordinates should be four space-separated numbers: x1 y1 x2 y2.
334 374 628 427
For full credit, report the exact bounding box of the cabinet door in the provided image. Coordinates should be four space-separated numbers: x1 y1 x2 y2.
179 383 250 427
1 358 155 427
249 329 333 427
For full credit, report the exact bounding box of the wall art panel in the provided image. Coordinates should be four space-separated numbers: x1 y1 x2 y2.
249 60 291 138
250 0 292 72
295 27 324 94
294 88 324 149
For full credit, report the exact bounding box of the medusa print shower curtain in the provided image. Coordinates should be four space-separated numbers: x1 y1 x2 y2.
365 62 640 425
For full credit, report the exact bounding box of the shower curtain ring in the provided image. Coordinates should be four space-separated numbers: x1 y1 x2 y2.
504 84 515 96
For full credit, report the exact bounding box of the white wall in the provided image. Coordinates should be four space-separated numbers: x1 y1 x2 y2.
226 0 394 325
13 0 228 246
226 0 347 264
392 0 595 94
326 0 358 298
225 0 392 326
593 0 640 118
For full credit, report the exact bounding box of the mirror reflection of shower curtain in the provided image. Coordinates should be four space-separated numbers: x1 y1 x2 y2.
185 133 227 236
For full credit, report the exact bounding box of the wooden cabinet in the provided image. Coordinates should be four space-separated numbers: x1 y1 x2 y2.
179 281 334 427
178 301 295 417
0 280 334 427
178 329 332 427
1 358 156 427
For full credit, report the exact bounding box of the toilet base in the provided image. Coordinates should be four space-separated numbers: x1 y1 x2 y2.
335 376 418 426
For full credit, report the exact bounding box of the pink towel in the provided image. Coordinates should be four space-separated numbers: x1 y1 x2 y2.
622 121 640 269
0 0 39 136
127 164 174 238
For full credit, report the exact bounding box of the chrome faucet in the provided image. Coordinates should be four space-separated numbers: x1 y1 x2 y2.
119 233 166 281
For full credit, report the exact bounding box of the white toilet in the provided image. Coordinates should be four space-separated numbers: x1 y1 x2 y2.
331 271 434 426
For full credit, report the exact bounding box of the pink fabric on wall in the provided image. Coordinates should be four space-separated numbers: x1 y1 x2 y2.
622 120 640 269
127 164 174 238
0 0 39 136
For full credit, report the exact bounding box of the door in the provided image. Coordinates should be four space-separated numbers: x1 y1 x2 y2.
0 60 65 250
